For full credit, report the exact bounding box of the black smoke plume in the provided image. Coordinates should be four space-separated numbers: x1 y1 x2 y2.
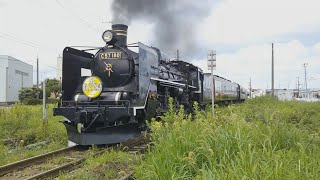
111 0 213 59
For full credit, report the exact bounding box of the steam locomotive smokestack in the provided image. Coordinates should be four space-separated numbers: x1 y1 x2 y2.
112 24 128 46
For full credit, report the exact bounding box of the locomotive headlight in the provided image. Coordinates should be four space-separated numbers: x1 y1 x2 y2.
102 30 114 43
121 92 129 100
82 76 103 98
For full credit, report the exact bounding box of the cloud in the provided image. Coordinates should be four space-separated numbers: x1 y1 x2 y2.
200 0 320 45
192 40 320 89
312 42 320 56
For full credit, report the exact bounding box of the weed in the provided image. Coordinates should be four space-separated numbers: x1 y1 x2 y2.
62 150 138 179
135 96 320 179
0 104 66 165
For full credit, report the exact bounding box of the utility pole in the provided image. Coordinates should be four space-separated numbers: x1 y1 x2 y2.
37 55 39 99
303 63 308 98
297 77 300 98
43 79 48 127
208 50 216 119
249 78 252 98
271 43 274 97
176 49 180 61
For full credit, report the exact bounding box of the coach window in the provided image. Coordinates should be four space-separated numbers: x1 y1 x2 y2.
190 71 198 87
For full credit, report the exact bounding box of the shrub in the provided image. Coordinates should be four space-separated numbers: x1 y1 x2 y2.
47 98 59 104
18 87 51 103
18 87 39 102
22 98 42 105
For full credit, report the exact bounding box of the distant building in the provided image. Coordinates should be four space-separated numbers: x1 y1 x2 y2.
0 55 33 104
251 89 266 98
57 55 62 81
266 89 320 101
295 89 320 101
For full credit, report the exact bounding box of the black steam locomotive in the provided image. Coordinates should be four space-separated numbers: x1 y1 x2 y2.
54 24 247 145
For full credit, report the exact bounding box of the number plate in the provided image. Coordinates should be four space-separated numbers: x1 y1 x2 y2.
100 52 122 59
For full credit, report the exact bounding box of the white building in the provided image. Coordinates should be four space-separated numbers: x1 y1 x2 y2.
250 89 266 98
266 89 320 102
56 55 62 81
294 89 320 102
0 55 33 104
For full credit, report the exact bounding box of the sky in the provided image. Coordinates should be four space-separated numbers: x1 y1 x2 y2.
0 0 319 90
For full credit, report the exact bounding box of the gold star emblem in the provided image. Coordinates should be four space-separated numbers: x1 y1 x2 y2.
104 62 113 77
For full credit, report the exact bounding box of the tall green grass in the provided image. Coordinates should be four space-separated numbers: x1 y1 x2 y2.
0 104 66 165
135 97 320 179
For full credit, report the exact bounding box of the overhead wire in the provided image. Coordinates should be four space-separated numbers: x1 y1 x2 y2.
0 31 62 72
0 35 60 75
0 32 58 54
54 0 100 33
1 0 103 81
0 33 38 48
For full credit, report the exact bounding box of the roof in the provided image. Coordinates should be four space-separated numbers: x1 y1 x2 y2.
0 55 33 67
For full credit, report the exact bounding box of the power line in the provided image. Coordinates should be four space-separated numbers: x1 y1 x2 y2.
47 65 62 71
54 0 100 33
0 32 60 74
0 32 58 54
0 33 38 48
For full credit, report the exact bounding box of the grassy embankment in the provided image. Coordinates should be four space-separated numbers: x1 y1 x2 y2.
135 97 320 179
0 104 66 165
2 97 320 179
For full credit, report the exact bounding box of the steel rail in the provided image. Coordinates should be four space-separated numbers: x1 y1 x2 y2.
0 145 78 176
25 148 109 180
1 135 149 179
33 135 149 179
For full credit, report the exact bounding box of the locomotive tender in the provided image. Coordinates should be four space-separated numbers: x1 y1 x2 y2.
54 24 247 145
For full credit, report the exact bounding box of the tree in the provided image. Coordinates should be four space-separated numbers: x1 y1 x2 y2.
45 79 61 98
18 87 39 102
19 86 51 101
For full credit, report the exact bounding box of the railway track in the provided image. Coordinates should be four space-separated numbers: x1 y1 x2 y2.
0 135 149 179
0 145 86 180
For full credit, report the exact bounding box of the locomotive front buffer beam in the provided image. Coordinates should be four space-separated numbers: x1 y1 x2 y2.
53 105 141 145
